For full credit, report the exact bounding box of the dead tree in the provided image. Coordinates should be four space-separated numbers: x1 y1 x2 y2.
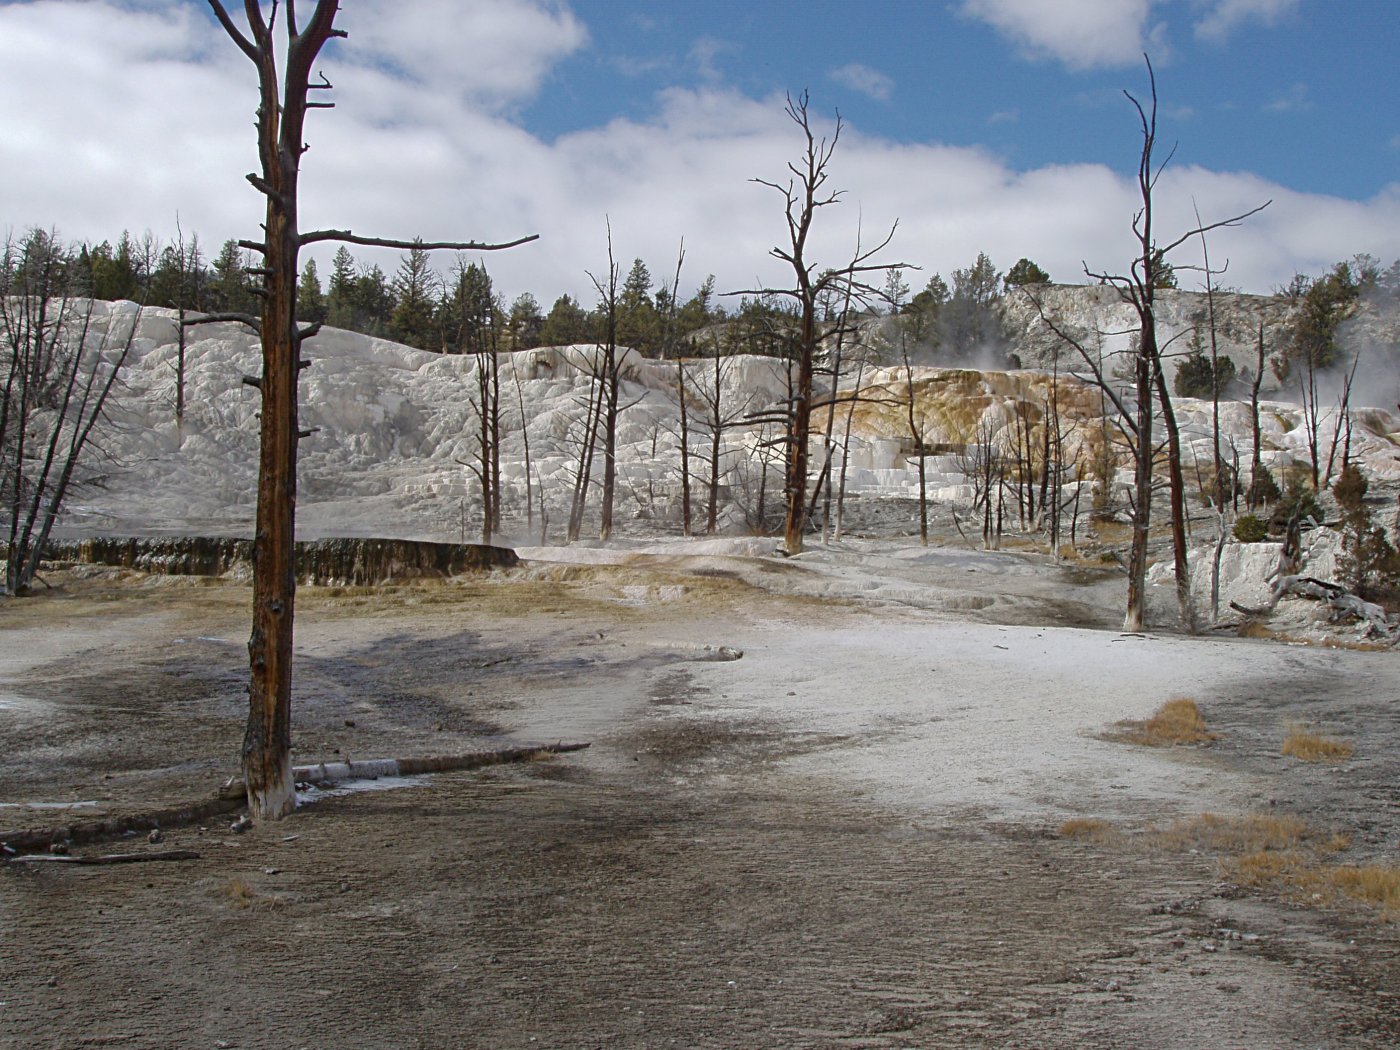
587 229 626 541
1246 320 1268 509
448 259 502 542
682 338 760 533
1026 57 1266 631
207 0 535 821
1 233 140 595
732 92 901 554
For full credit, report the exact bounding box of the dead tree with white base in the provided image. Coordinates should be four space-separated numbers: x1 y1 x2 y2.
732 92 902 554
207 0 536 821
1026 58 1265 631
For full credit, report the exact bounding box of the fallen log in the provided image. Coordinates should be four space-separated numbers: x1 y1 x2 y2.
1231 574 1399 641
1 795 244 858
218 741 592 800
8 849 201 866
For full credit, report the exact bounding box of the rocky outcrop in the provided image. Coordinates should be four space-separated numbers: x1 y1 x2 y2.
47 536 518 584
999 284 1298 387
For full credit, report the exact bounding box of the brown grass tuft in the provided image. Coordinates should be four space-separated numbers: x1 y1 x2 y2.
1109 698 1216 747
1058 817 1115 842
224 877 256 908
1329 864 1400 912
1156 812 1324 854
222 877 282 911
1236 620 1277 640
1281 724 1354 762
1226 853 1400 916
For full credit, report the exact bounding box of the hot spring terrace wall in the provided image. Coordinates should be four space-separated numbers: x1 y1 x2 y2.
43 536 518 584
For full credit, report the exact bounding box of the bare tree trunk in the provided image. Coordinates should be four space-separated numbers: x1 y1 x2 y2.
735 93 901 555
1152 356 1195 632
514 362 533 532
567 363 603 543
1248 321 1266 509
209 1 535 820
676 358 693 535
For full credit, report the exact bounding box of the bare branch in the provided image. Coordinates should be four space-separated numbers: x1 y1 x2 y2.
1155 201 1272 259
182 311 262 332
207 1 260 63
299 230 539 251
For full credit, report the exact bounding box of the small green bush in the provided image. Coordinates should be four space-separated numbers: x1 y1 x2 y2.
1234 514 1270 543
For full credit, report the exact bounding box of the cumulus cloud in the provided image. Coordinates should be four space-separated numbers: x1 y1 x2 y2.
828 63 895 102
0 0 1394 313
958 0 1163 70
337 0 586 109
1193 0 1301 42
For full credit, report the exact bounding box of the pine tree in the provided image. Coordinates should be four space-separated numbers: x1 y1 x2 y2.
618 257 658 353
389 240 439 350
325 245 356 329
540 294 593 345
211 238 255 315
507 292 544 350
1332 463 1398 597
296 259 327 325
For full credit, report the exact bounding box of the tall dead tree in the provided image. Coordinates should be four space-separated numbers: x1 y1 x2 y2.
207 0 535 821
587 228 626 541
733 92 900 554
1027 57 1265 631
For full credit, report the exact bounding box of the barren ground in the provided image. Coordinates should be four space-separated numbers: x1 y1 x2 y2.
2 543 1399 1048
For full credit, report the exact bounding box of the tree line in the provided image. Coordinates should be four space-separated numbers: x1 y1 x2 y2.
58 224 1080 364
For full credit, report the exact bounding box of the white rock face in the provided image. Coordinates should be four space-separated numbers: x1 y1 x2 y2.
12 300 1399 548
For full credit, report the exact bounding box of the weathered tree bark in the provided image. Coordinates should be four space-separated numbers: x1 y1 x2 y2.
218 742 591 798
8 850 202 866
1152 354 1195 632
1232 575 1397 641
1248 321 1267 509
676 357 693 535
1026 58 1265 632
209 0 536 821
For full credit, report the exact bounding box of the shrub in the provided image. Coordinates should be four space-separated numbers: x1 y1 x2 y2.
1247 465 1281 508
1233 514 1269 543
1269 479 1323 533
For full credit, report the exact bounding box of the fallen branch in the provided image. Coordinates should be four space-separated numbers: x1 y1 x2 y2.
1 795 243 857
2 743 591 857
1231 574 1399 641
218 742 592 799
8 849 200 866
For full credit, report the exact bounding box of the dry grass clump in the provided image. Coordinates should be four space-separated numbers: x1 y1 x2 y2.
1227 853 1400 916
1329 864 1400 913
1108 698 1216 747
1155 811 1337 854
1155 811 1400 918
222 877 282 911
1058 817 1116 842
1281 724 1354 762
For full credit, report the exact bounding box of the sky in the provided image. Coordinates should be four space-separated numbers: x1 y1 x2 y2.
1 0 1397 309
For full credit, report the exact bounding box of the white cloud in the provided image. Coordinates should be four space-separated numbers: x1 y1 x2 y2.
1193 0 1301 42
0 0 1393 315
828 63 895 102
339 0 587 110
689 36 736 83
1265 82 1311 113
959 0 1163 70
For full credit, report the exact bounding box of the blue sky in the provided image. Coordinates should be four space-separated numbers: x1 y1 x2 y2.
1 1 1397 304
545 0 1396 199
